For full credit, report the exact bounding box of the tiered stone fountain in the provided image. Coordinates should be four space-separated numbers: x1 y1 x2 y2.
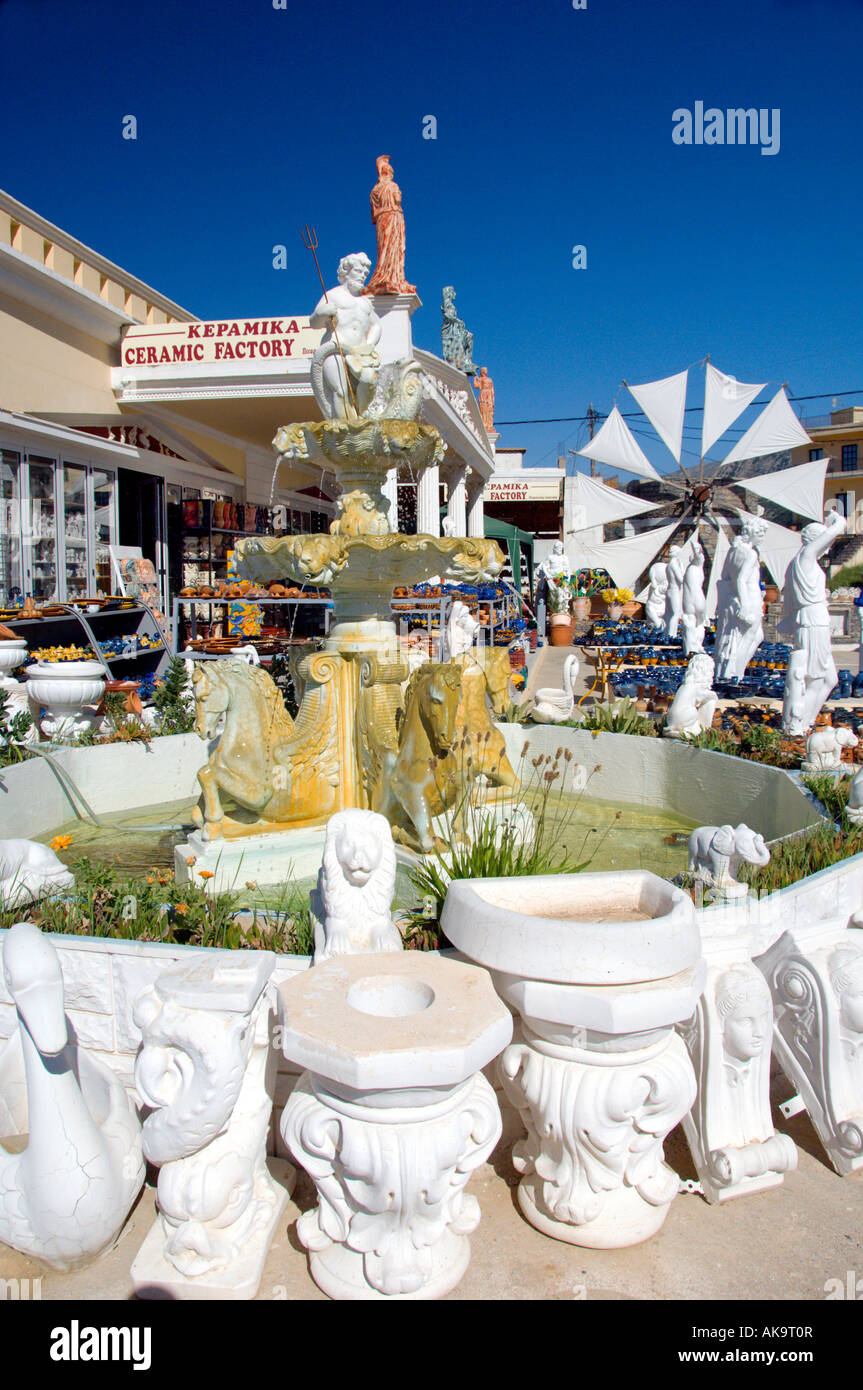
175 252 509 891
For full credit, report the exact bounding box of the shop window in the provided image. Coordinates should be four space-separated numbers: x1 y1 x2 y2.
842 445 858 472
809 448 823 461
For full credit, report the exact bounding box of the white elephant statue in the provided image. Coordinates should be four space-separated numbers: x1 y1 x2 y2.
801 724 858 773
688 823 771 899
0 840 75 909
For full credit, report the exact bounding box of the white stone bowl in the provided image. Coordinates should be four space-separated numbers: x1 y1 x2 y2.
0 640 28 680
441 870 698 987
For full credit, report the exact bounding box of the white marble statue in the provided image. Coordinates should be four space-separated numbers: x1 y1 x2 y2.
663 544 685 641
310 808 402 963
681 534 707 656
0 839 75 909
530 652 581 723
131 952 292 1299
537 541 572 615
664 652 717 739
445 600 478 659
781 508 847 735
310 253 382 419
679 959 797 1203
687 822 771 899
801 723 858 773
645 562 668 629
0 921 144 1269
757 922 863 1176
714 516 767 682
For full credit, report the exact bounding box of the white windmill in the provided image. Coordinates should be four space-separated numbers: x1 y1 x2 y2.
566 362 829 611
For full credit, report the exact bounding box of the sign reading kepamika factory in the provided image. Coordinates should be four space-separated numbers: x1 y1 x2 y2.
121 318 322 368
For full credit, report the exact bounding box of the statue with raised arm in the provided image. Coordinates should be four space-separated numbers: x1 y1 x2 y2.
781 508 846 735
364 156 416 296
310 253 382 419
714 515 767 682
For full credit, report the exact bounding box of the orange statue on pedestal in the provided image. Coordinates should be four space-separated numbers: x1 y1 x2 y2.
364 156 416 296
475 366 495 433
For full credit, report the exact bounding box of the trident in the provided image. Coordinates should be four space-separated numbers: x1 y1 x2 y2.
301 224 358 417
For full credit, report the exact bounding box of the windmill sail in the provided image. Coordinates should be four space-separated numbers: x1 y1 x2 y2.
627 370 688 462
568 470 661 531
701 363 766 456
722 389 811 466
733 457 827 524
570 519 682 591
575 406 662 481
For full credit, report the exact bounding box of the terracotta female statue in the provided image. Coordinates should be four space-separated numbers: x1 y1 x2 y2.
365 156 416 296
475 366 495 432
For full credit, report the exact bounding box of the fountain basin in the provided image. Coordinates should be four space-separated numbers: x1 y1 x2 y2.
441 870 698 986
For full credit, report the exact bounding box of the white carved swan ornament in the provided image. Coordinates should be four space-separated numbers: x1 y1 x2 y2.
0 922 144 1269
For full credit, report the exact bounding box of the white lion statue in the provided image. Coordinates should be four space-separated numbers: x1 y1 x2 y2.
310 809 402 963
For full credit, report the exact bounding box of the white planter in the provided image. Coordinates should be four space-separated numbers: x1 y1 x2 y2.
25 660 106 738
0 640 28 690
278 952 512 1300
443 870 704 1249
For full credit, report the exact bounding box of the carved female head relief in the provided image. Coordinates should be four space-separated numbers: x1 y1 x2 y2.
829 947 863 1035
715 968 772 1062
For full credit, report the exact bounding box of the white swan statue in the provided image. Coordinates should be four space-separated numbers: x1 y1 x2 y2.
0 921 144 1269
530 653 582 723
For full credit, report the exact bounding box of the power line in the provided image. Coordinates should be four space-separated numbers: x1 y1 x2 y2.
495 386 863 428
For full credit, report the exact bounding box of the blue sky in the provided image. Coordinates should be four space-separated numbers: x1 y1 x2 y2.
2 0 862 472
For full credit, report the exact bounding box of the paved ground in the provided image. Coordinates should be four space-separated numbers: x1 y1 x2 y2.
2 1092 860 1303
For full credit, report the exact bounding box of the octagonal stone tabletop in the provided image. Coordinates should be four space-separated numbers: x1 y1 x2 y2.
277 952 512 1092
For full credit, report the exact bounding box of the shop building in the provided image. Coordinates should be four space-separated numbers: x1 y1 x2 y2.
0 189 493 610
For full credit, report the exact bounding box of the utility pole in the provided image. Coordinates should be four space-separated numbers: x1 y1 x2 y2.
587 403 597 477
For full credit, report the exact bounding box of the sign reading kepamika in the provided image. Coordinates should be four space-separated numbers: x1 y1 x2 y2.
121 318 323 368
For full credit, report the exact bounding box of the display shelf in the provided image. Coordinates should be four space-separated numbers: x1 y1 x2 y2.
171 595 333 656
6 602 170 683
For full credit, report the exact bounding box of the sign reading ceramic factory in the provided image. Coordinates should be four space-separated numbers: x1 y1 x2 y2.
121 317 323 368
484 476 562 502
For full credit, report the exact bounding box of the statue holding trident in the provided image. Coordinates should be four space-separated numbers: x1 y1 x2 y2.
308 247 382 420
781 507 846 735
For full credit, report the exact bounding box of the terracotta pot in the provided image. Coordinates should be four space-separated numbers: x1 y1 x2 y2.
764 586 779 604
622 601 642 618
549 615 574 647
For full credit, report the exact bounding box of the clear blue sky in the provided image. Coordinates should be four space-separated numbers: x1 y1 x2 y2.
2 0 862 472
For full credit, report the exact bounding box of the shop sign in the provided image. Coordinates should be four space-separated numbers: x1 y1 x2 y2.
121 317 322 369
484 477 561 503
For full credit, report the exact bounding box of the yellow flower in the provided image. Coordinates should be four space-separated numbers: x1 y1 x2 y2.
175 903 188 915
146 875 156 884
185 856 197 867
50 834 72 852
198 870 214 880
245 880 258 890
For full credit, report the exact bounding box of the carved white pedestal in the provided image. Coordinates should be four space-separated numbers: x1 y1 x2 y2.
131 952 293 1300
441 870 704 1248
756 920 863 1176
496 970 702 1248
278 952 512 1300
679 934 797 1203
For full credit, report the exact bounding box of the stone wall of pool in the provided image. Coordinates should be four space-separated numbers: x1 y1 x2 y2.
498 724 824 843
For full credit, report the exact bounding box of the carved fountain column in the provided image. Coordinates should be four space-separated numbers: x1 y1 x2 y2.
130 952 294 1300
278 952 512 1299
446 463 468 536
466 469 485 538
443 870 705 1248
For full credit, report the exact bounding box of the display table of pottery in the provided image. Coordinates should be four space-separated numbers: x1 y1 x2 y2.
278 951 512 1300
25 660 106 738
442 870 705 1249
